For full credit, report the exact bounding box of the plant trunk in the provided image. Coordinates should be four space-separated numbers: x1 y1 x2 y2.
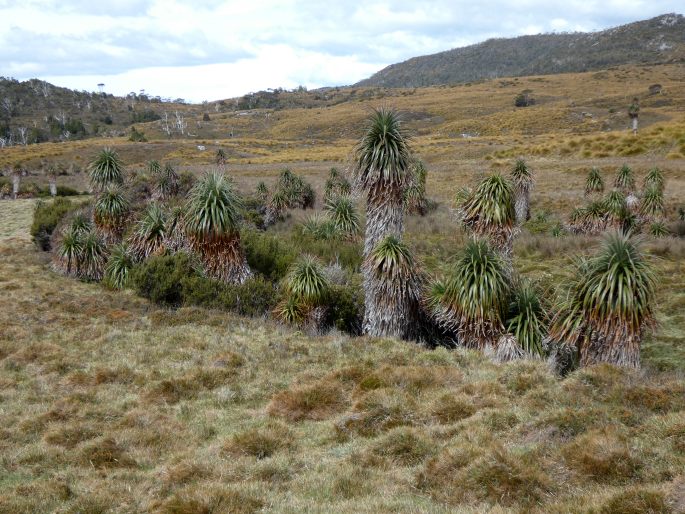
49 178 57 197
363 183 404 258
192 233 252 284
362 259 420 340
579 329 640 369
363 183 406 337
514 190 529 225
12 175 20 199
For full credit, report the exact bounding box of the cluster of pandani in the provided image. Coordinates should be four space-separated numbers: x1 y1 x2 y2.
568 164 673 238
50 108 660 371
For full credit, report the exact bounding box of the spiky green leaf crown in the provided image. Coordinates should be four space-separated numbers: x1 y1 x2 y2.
285 255 330 304
354 107 412 189
89 147 124 189
184 171 242 238
461 174 516 228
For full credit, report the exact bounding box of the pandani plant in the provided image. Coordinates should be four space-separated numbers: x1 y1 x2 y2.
585 167 604 196
643 167 664 192
549 232 657 369
79 231 109 281
405 158 428 215
500 280 548 361
363 235 422 339
89 147 124 191
510 158 533 224
127 203 167 261
275 255 331 332
614 164 635 193
325 195 360 238
104 243 134 289
640 185 664 220
427 239 511 349
183 170 251 283
94 185 130 243
353 107 413 336
459 173 516 257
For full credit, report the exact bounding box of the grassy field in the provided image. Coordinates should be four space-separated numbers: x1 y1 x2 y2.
1 64 685 512
1 196 685 513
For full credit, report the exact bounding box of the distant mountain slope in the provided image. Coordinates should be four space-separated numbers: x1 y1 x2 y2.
356 13 685 88
0 78 193 146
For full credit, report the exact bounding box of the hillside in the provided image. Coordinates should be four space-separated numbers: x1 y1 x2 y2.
0 78 195 146
357 13 685 88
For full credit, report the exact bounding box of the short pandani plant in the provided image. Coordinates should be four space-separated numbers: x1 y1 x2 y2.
549 232 657 369
276 255 330 332
584 167 604 196
183 170 251 284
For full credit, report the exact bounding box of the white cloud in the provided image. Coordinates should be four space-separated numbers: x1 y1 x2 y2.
2 0 683 101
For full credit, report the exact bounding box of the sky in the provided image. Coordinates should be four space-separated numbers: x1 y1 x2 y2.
0 0 683 103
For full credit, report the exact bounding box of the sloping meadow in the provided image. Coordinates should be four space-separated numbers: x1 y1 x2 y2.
1 227 684 513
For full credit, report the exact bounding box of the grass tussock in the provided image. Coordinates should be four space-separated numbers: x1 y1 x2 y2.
267 381 346 421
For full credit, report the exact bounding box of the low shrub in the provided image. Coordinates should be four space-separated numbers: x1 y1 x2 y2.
131 253 278 316
242 230 298 281
31 198 76 251
131 252 195 306
325 284 364 335
291 228 362 271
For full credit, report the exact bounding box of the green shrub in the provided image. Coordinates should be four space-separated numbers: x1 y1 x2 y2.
181 275 277 317
131 252 195 306
291 229 362 271
326 284 364 334
131 252 277 316
30 198 76 251
242 230 298 281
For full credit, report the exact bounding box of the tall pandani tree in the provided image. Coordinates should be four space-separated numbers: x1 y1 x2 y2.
364 236 422 339
460 174 516 258
183 171 251 283
94 185 130 244
89 147 124 191
549 232 657 369
354 107 412 257
510 158 533 224
585 167 604 196
427 239 511 349
127 203 167 261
